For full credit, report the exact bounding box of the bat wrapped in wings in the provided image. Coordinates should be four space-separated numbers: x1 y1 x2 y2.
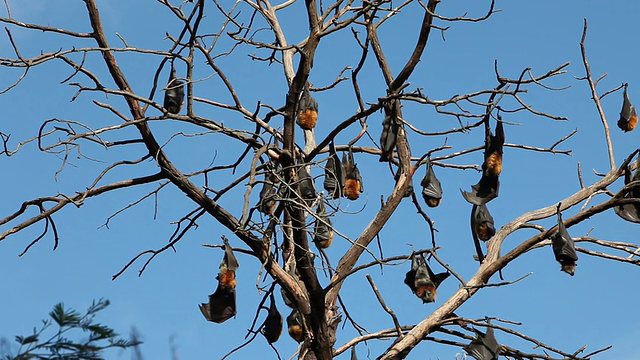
163 64 185 114
404 252 450 303
286 309 305 343
342 150 364 200
421 158 442 207
323 142 344 199
617 83 638 132
472 204 495 242
200 238 239 323
296 83 318 130
462 118 504 205
313 201 334 249
261 293 283 344
379 101 399 162
550 204 578 276
297 164 317 205
257 169 279 215
614 158 640 223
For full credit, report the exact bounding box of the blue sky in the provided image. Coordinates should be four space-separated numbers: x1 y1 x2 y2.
1 1 640 359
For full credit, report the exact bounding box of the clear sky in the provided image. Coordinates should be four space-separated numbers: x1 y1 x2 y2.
1 1 640 359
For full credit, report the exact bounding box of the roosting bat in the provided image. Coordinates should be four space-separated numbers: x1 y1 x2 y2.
163 64 185 114
472 204 495 241
421 158 442 207
618 84 638 132
257 172 278 215
461 118 504 205
550 204 578 276
200 238 239 323
296 83 318 130
404 252 450 303
297 164 317 204
379 101 399 162
342 150 364 200
614 163 640 223
464 321 500 360
394 161 414 198
286 309 305 342
323 142 344 199
313 201 334 249
261 293 283 344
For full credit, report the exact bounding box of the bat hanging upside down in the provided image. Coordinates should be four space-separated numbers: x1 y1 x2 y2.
404 252 450 303
199 237 239 323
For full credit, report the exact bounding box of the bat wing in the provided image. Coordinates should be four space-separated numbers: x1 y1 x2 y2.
464 327 499 360
614 204 640 223
200 285 236 323
298 165 317 202
551 212 578 262
223 238 239 272
461 176 499 206
420 159 442 206
323 143 344 198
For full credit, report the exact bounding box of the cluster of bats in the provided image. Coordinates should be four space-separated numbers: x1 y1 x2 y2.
176 71 638 358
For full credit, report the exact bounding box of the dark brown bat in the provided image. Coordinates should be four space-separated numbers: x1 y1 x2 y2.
550 204 578 276
257 172 278 215
286 309 305 343
394 161 414 198
296 83 318 130
379 101 398 162
200 238 240 323
472 204 495 241
313 201 334 249
614 164 640 223
261 293 283 344
163 64 185 114
323 142 344 199
342 150 364 200
297 164 317 204
618 84 638 132
464 322 500 360
421 158 442 207
404 252 450 303
462 118 504 205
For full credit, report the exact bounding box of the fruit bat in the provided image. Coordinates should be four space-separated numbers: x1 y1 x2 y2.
461 118 504 205
296 83 318 130
199 238 239 323
286 309 305 343
297 164 317 204
342 150 364 200
261 293 283 344
323 142 344 199
379 101 399 162
404 252 450 303
257 172 278 215
421 158 442 207
313 201 334 249
617 84 638 132
614 164 640 223
472 204 495 241
163 64 185 114
464 322 500 360
394 161 414 198
550 204 578 276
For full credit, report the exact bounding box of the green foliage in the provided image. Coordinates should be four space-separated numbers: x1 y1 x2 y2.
1 299 140 360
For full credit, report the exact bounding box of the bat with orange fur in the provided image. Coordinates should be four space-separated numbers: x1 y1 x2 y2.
618 83 638 132
404 252 449 303
296 83 318 130
342 150 363 200
462 118 504 205
286 309 305 342
200 238 240 323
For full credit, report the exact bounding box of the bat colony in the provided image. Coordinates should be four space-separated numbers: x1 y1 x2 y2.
196 82 640 358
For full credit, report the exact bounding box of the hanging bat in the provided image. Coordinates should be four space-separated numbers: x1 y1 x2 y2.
404 252 450 303
379 101 399 162
297 164 317 204
342 150 364 200
286 309 305 343
421 158 443 207
462 118 504 205
617 84 638 132
257 172 278 215
313 201 334 249
199 238 239 323
464 322 500 360
163 64 185 114
472 204 495 241
550 204 578 276
261 293 283 344
296 83 318 130
394 161 414 198
614 163 640 223
323 142 344 199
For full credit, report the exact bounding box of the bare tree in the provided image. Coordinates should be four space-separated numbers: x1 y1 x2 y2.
1 1 638 359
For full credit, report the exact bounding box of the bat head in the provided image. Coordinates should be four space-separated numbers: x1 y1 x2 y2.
618 84 638 132
560 262 577 276
420 159 443 207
